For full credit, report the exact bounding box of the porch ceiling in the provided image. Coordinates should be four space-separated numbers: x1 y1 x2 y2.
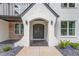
0 15 22 22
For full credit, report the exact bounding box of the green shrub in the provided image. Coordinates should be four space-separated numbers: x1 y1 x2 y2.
58 40 70 49
70 43 79 49
2 45 12 52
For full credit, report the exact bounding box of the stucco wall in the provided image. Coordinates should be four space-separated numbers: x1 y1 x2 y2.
9 22 23 40
0 19 9 42
15 4 58 46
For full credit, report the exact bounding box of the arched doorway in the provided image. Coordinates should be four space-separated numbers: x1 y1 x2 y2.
30 19 48 46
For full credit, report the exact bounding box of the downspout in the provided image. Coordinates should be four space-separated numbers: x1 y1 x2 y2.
54 17 59 38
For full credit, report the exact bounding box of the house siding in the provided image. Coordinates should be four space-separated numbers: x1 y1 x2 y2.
55 17 79 43
47 3 79 43
0 19 9 42
9 22 23 40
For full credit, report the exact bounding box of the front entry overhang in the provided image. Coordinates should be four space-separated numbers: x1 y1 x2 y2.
15 3 59 47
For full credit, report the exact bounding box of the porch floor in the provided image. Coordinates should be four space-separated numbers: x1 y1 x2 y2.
30 40 48 46
16 47 63 56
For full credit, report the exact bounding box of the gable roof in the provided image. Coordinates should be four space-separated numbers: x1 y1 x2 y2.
20 3 59 17
0 3 59 21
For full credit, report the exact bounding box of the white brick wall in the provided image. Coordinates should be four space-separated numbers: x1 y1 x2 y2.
49 3 79 43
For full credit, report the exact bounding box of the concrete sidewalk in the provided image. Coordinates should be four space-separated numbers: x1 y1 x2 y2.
16 47 63 56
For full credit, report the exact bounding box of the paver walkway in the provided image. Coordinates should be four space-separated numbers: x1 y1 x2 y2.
16 47 63 56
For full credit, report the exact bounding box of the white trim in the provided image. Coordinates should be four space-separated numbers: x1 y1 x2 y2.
61 36 77 38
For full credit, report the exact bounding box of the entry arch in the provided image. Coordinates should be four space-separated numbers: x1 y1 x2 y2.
29 18 48 46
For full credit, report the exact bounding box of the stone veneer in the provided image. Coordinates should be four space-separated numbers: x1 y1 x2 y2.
9 22 23 40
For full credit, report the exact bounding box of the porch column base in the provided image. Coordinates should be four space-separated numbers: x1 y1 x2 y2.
48 37 58 46
14 37 29 47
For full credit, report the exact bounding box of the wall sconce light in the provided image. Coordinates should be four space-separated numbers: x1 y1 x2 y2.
51 21 53 25
26 21 28 25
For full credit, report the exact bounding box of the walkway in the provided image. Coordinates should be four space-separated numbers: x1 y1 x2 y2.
16 47 63 56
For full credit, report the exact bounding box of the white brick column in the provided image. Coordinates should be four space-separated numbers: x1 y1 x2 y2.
14 20 30 47
48 20 58 46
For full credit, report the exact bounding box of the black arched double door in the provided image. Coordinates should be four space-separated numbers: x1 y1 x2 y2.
33 24 44 39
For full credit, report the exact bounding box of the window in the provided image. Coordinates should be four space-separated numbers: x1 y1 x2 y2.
15 5 18 8
15 24 24 35
61 21 75 36
61 21 67 35
69 3 75 7
21 24 24 34
61 3 75 8
15 24 19 34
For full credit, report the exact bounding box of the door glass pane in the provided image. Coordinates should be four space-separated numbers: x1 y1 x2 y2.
21 24 24 34
61 29 67 35
69 29 75 35
61 21 67 28
33 24 44 39
69 21 75 28
15 24 19 34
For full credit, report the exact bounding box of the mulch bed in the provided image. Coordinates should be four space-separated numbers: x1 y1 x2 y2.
0 40 23 56
0 46 23 56
56 46 79 56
